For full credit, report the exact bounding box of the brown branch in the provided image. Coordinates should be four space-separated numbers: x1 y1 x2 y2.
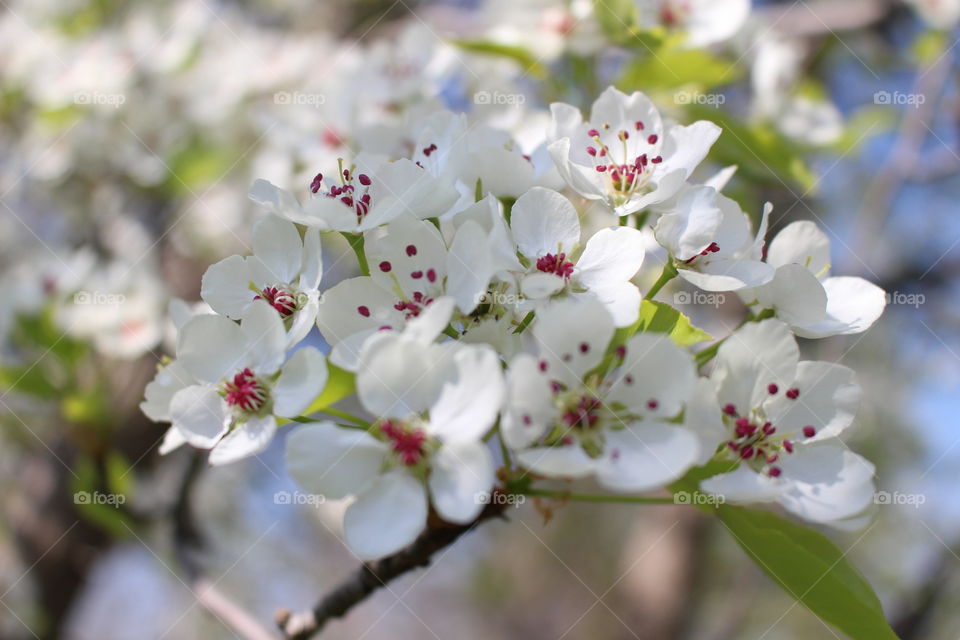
276 501 509 639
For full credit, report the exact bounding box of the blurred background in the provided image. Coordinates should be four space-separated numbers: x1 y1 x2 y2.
0 0 958 638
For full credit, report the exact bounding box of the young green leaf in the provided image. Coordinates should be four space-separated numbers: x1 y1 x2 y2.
452 40 547 78
717 506 900 640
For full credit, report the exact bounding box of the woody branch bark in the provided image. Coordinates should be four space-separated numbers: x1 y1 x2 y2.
276 501 508 639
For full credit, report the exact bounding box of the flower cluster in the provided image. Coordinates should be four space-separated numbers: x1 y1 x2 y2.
143 86 886 559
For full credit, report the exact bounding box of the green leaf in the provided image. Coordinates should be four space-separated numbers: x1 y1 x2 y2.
913 29 948 65
686 104 816 192
633 300 712 346
166 139 235 195
830 106 895 155
69 456 136 539
279 363 356 424
452 40 547 78
0 364 59 398
593 0 641 46
671 459 739 494
104 451 133 496
62 390 108 425
717 506 900 640
619 49 741 92
13 308 87 364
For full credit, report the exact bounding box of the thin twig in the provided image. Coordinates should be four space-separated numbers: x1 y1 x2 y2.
276 500 509 639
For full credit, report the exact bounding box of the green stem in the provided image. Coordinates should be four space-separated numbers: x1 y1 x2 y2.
287 415 366 430
319 407 370 428
644 261 678 301
343 233 369 276
695 340 723 368
442 325 460 339
513 311 536 334
521 488 675 505
498 434 513 473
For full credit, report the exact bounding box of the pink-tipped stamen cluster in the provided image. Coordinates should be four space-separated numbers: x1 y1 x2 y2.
310 165 373 224
721 384 812 477
380 419 429 466
254 286 298 317
394 291 434 320
562 395 602 429
536 253 576 280
223 368 268 412
585 123 662 198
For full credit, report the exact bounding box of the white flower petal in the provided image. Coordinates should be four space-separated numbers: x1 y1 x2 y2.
766 220 831 274
158 426 187 455
461 147 536 198
301 196 360 231
712 320 799 413
240 301 287 375
778 445 876 524
793 277 886 338
700 466 784 504
510 187 581 258
209 414 277 465
546 138 607 200
177 314 246 382
285 422 387 500
249 179 315 226
252 216 302 284
317 277 404 346
659 120 721 179
286 298 318 347
404 296 455 345
329 331 378 373
364 214 448 297
344 470 428 559
520 272 566 299
590 87 663 138
748 263 828 327
576 226 645 287
200 255 254 319
576 281 642 327
170 385 228 448
595 422 700 492
678 259 775 292
273 347 329 418
516 444 598 478
447 220 493 314
141 361 194 422
765 361 861 441
369 158 459 224
429 345 504 443
607 333 696 417
299 227 323 291
653 185 723 260
681 0 750 47
532 297 614 388
548 101 586 141
429 441 495 524
357 335 448 418
501 353 555 449
684 378 727 464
